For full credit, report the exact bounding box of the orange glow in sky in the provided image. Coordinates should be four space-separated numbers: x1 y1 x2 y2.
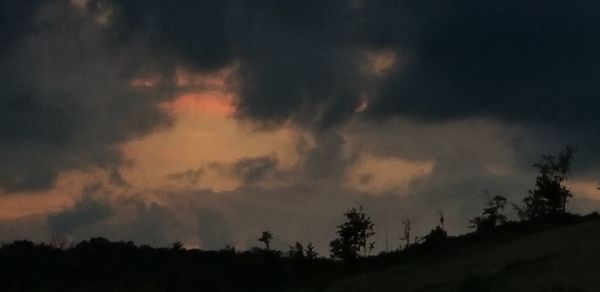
165 92 235 115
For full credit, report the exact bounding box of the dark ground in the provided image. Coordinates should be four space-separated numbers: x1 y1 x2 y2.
2 214 600 292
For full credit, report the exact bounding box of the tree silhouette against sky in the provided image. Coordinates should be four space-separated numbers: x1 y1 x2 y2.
329 206 375 261
258 231 273 250
470 194 508 232
520 146 575 220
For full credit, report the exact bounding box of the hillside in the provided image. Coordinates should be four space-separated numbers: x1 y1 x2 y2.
3 215 600 291
326 217 600 292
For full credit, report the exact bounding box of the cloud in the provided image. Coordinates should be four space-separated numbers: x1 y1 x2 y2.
359 1 600 163
101 1 600 135
5 0 600 193
41 186 184 246
0 0 47 55
227 1 371 129
47 195 114 235
105 0 371 128
200 130 357 188
231 155 279 185
366 1 600 123
106 1 600 178
108 0 232 71
166 168 205 185
0 122 596 253
0 1 175 193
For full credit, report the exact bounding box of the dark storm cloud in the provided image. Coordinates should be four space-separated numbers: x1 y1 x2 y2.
107 0 600 133
4 0 600 191
0 1 175 193
106 0 369 128
365 1 600 128
0 0 49 54
107 0 232 71
229 0 367 128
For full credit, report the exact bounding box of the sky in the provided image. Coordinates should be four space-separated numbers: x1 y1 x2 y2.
1 0 600 253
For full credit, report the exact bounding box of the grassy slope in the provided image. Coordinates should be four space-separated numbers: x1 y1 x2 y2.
325 218 600 292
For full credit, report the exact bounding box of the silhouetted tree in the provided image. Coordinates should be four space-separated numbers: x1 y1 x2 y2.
305 242 319 259
172 241 184 251
3 240 35 251
221 244 237 254
259 231 273 250
423 226 448 245
520 146 575 220
329 206 375 261
400 218 412 249
288 242 305 259
423 212 448 245
469 195 508 232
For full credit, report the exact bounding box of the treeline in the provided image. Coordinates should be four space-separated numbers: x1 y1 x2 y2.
0 235 433 292
0 238 342 292
1 146 597 291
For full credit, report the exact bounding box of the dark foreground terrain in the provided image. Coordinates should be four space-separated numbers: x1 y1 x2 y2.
328 214 600 292
2 214 600 291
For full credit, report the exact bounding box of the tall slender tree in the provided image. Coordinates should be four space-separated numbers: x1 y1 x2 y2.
399 218 412 250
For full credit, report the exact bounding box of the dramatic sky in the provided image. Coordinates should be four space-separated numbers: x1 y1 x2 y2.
1 0 600 252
